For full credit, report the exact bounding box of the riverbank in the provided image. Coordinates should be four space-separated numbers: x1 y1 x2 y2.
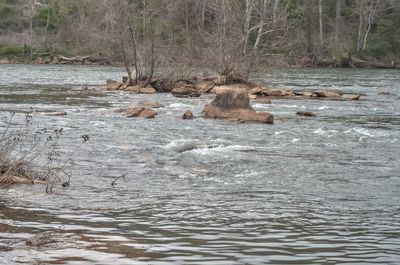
1 53 399 69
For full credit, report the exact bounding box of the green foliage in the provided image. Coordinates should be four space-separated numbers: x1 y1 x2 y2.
0 45 25 56
363 18 400 60
34 5 61 32
0 0 20 32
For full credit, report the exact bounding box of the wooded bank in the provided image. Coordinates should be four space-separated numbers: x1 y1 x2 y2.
0 0 399 69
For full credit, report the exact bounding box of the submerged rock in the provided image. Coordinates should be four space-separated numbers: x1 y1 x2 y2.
45 111 67 116
296 111 316 117
138 101 164 108
26 232 58 247
0 244 13 252
203 88 273 124
182 110 194 120
345 94 361 100
312 90 341 98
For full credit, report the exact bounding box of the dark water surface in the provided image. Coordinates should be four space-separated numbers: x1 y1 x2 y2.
0 64 400 264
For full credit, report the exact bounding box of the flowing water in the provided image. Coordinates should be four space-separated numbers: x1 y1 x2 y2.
0 64 400 264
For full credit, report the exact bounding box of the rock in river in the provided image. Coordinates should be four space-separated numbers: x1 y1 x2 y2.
124 106 157 119
182 110 194 120
296 111 316 117
203 87 273 124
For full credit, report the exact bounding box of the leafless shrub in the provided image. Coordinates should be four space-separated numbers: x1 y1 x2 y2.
0 112 88 193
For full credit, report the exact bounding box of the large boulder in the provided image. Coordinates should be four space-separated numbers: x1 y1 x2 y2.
203 88 273 124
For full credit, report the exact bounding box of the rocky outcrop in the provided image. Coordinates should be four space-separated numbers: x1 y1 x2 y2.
312 90 341 98
210 84 250 94
171 81 201 98
203 88 273 124
124 106 157 119
182 110 194 120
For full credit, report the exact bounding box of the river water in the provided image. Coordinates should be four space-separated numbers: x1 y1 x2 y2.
0 64 399 264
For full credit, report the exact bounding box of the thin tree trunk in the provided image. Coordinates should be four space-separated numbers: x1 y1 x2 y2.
200 0 206 27
128 23 139 84
318 0 323 52
357 0 364 51
29 0 34 53
253 0 268 54
362 0 377 51
334 0 342 50
184 0 190 51
304 0 313 53
243 0 253 54
272 0 280 32
43 6 50 48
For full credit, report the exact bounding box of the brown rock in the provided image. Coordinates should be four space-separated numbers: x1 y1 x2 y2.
303 91 314 97
312 90 341 98
346 94 361 100
106 79 122 91
125 86 140 93
138 109 157 119
296 111 316 117
196 81 215 93
182 110 194 120
261 88 294 97
123 106 157 118
125 107 145 117
139 86 157 94
138 101 164 108
203 88 273 124
248 87 264 95
254 97 272 104
210 84 250 94
172 86 201 98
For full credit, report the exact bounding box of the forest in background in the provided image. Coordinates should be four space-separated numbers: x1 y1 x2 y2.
0 0 399 68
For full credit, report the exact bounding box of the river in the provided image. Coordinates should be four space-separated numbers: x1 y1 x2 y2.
1 64 400 264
